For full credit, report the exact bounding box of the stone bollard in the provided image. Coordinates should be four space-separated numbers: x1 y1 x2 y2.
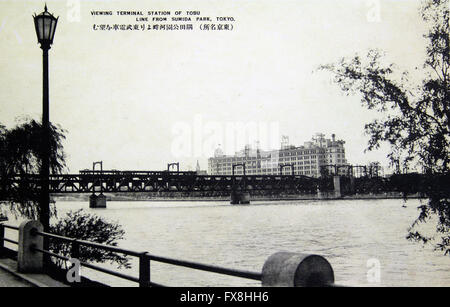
18 220 43 273
261 252 334 287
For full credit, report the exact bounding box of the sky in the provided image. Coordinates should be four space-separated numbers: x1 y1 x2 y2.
0 0 429 173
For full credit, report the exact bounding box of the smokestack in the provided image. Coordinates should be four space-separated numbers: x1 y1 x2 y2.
332 134 335 142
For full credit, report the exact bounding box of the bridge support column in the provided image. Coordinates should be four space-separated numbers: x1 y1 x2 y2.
333 176 342 198
317 187 324 199
230 191 250 205
240 192 250 204
350 176 355 194
89 193 107 208
230 190 239 204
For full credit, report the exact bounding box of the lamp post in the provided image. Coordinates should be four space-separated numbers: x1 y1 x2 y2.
33 5 58 234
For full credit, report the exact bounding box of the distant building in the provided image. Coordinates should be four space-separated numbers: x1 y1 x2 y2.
207 133 348 177
196 160 207 175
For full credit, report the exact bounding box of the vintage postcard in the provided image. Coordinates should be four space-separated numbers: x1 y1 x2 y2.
0 0 448 293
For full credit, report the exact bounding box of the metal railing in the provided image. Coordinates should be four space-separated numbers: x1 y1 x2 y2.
1 221 341 287
0 223 262 287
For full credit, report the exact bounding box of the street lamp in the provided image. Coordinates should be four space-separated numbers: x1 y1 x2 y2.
33 5 58 48
33 5 58 233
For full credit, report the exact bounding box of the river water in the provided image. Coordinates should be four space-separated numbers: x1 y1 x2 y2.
4 198 450 286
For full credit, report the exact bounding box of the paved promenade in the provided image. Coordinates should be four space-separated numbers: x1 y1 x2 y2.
0 257 67 287
0 268 32 287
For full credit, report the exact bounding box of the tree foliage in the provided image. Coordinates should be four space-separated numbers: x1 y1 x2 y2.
320 0 450 254
0 118 67 219
0 120 131 269
49 209 131 269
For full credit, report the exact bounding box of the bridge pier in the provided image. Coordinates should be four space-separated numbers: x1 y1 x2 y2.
317 187 324 199
89 193 106 208
230 191 250 205
350 176 355 194
333 176 342 198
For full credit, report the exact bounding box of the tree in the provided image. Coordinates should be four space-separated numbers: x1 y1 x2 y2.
1 119 131 271
319 0 449 254
0 118 67 220
49 210 131 270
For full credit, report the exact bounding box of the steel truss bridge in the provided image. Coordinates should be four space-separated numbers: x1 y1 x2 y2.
2 171 319 196
4 170 443 198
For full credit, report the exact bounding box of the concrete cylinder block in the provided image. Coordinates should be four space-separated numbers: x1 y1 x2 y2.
261 252 334 287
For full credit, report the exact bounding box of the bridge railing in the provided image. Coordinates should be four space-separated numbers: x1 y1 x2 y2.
1 220 338 287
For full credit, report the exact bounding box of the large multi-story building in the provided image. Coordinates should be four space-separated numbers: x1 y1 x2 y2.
207 133 348 177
